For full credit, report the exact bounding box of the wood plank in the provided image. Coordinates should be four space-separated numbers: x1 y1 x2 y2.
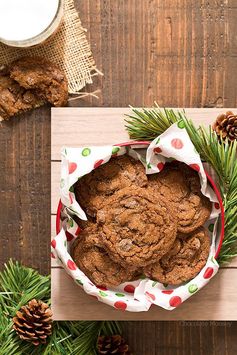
0 107 51 274
120 320 237 355
51 107 235 160
51 267 237 321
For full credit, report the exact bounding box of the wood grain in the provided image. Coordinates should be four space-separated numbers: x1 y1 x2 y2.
0 107 51 274
51 108 237 321
51 107 236 160
120 320 237 355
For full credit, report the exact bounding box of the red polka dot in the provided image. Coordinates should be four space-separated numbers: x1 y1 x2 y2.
214 202 220 210
114 301 127 311
51 240 56 249
157 162 165 171
68 162 77 174
66 231 74 241
203 267 214 279
162 290 174 295
189 164 200 172
94 159 104 169
124 285 135 293
169 296 182 308
97 286 108 291
171 138 184 149
154 147 162 153
145 291 156 301
67 260 77 270
75 226 81 236
51 252 56 259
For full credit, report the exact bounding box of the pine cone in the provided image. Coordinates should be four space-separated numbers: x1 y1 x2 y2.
212 111 237 141
13 299 52 346
97 335 131 355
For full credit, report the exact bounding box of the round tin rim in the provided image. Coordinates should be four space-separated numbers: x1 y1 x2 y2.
56 140 225 260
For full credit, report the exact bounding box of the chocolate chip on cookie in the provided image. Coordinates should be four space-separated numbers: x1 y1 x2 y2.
72 227 140 287
96 187 177 268
74 155 148 218
144 227 210 285
148 162 212 233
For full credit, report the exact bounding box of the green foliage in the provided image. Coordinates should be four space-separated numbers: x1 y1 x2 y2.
125 105 237 264
0 260 121 355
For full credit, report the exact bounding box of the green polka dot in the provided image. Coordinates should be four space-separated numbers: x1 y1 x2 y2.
99 291 108 297
163 283 168 288
64 148 67 155
64 240 67 247
82 148 91 157
208 224 214 232
115 293 125 297
152 281 158 287
69 186 74 192
188 284 198 294
140 274 146 280
147 163 152 169
76 279 83 286
211 256 217 264
60 179 65 188
68 219 74 228
112 146 120 154
156 137 160 144
177 120 185 129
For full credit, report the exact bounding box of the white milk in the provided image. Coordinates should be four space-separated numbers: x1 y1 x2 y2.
0 0 59 41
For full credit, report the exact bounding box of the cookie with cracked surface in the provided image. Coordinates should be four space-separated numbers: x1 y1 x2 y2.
148 162 212 233
144 227 210 285
74 155 148 218
96 187 177 268
72 227 140 287
10 56 68 107
0 65 45 120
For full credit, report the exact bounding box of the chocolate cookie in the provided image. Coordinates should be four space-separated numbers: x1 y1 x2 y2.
74 155 148 218
0 66 45 120
144 227 210 285
72 227 139 287
96 187 177 268
10 56 68 107
148 162 212 233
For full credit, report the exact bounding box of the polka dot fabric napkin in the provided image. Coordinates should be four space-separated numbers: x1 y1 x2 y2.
51 123 222 312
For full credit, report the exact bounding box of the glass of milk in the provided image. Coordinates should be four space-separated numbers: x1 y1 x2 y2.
0 0 64 47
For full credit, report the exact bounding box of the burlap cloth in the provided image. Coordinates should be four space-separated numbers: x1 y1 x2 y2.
0 0 100 94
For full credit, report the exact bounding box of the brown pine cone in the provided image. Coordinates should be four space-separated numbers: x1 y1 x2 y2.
212 111 237 141
97 335 131 355
13 299 52 346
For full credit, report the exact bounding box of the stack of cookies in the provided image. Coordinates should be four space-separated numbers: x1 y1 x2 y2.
72 155 212 288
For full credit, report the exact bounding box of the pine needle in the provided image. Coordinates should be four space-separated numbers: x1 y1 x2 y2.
0 260 121 355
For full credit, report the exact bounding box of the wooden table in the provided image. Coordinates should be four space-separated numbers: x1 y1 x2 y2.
1 0 237 353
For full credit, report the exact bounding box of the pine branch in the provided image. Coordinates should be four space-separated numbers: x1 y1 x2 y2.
0 261 121 355
125 106 237 264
